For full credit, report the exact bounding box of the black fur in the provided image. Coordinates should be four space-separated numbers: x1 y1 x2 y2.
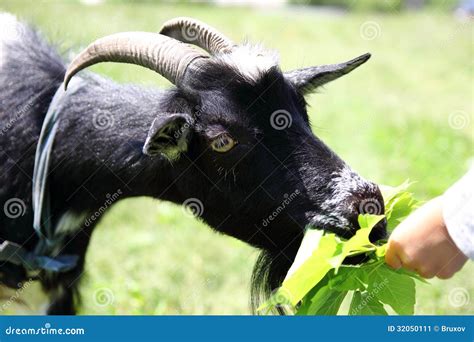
0 18 385 314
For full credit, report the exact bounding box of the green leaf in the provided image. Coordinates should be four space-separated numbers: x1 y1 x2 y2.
329 266 368 291
280 233 342 305
296 274 330 315
380 180 412 208
381 181 419 231
386 192 418 231
285 228 324 279
358 214 386 232
300 286 348 315
397 267 429 284
366 263 416 315
330 214 384 271
375 244 387 258
297 269 349 315
349 291 388 315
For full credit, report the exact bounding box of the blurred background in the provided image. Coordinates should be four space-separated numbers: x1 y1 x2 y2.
0 0 472 314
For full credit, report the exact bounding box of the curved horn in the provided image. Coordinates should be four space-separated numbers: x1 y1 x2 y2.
159 17 235 55
64 32 207 89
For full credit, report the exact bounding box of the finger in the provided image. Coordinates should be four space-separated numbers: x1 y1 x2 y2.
416 267 435 279
435 255 467 279
398 250 418 272
436 271 454 280
385 240 403 269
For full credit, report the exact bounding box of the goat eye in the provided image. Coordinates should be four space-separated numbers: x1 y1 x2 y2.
210 133 237 153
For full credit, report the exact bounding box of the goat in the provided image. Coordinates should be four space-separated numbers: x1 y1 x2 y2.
0 14 386 314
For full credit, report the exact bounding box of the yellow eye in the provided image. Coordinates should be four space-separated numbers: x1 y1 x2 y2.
210 133 237 153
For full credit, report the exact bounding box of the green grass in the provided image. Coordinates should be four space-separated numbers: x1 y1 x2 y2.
0 1 472 315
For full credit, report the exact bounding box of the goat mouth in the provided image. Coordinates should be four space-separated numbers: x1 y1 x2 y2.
309 216 388 243
368 217 388 243
308 215 387 266
309 215 353 238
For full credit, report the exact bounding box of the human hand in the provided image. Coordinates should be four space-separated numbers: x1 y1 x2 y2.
385 196 468 279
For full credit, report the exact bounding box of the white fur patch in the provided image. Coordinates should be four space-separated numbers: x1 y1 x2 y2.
314 166 378 230
216 44 279 83
323 167 369 211
0 13 22 69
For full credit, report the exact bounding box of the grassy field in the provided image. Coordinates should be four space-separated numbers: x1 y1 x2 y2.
0 1 472 315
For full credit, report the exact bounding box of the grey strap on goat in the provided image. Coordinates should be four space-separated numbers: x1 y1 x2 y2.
0 78 83 273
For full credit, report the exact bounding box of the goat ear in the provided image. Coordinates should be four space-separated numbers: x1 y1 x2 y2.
142 113 193 160
285 53 371 95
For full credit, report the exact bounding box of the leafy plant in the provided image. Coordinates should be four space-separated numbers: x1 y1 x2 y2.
259 181 425 315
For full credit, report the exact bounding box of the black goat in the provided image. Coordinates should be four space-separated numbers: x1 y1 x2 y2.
0 14 386 314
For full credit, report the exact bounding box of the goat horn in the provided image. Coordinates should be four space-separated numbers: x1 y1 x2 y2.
64 32 207 90
159 17 235 55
